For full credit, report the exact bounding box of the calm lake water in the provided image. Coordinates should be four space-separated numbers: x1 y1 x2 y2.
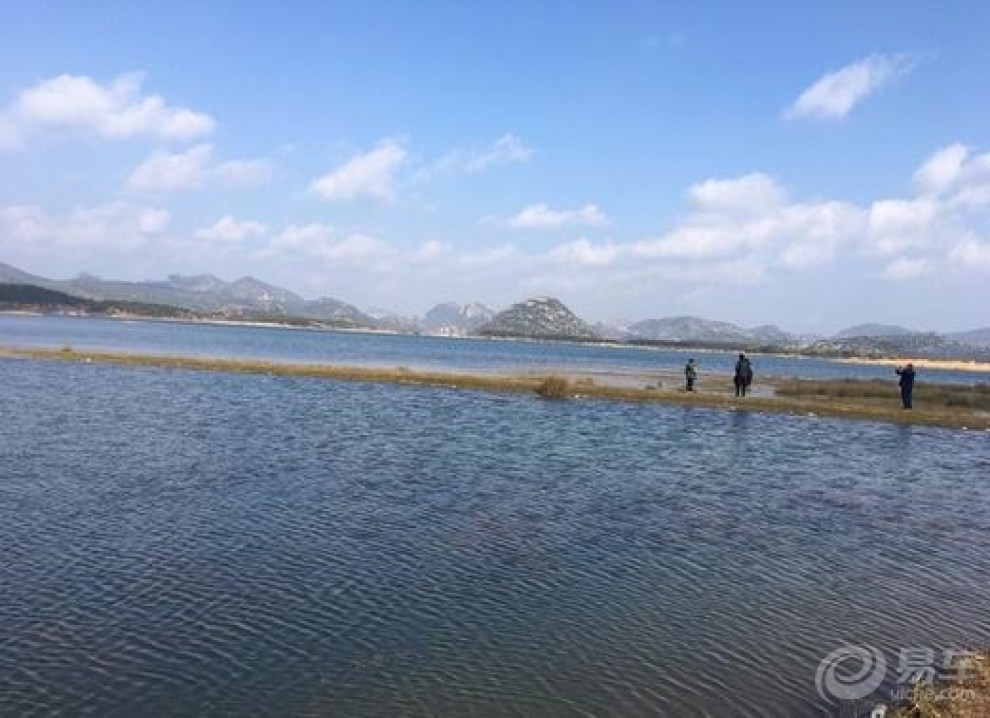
1 353 988 717
0 313 986 384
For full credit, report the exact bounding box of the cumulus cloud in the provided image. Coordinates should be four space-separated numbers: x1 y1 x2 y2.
0 72 214 149
533 141 990 278
913 143 968 195
508 203 608 229
688 173 786 213
550 239 621 267
867 198 937 255
417 134 533 180
0 201 170 249
128 144 272 192
263 224 393 263
949 236 990 270
310 139 407 202
194 216 267 243
784 54 915 120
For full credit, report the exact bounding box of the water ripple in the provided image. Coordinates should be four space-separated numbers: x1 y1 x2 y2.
1 357 988 717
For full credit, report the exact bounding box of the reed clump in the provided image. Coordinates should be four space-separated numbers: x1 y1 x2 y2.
535 376 570 399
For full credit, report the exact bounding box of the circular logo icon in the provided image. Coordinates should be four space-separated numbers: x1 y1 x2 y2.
816 645 888 702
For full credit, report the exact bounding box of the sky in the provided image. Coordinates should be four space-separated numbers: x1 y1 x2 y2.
1 1 989 333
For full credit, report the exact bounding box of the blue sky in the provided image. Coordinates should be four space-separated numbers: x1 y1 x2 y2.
1 1 989 332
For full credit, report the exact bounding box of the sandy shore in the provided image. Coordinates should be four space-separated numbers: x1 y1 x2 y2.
2 346 988 430
837 356 990 373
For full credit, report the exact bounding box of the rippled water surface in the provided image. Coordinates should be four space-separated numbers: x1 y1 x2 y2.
1 356 989 717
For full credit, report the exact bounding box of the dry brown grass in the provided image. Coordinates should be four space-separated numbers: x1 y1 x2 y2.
535 376 570 399
889 652 989 718
775 378 990 411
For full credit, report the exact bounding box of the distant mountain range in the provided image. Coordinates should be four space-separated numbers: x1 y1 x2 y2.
626 316 798 347
834 323 914 339
0 261 375 328
2 261 989 359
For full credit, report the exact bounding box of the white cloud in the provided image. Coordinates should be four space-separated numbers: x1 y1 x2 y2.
550 239 621 266
881 257 930 280
776 201 867 267
867 198 937 255
2 72 214 148
265 224 391 263
138 208 171 234
215 158 274 186
632 225 751 260
627 197 863 264
508 203 608 229
913 143 968 195
784 54 914 120
0 201 170 249
128 144 272 192
129 144 213 191
949 237 990 270
688 173 786 213
418 134 533 180
194 216 267 243
310 139 407 202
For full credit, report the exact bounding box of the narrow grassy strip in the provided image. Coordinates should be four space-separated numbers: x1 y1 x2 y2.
2 346 988 430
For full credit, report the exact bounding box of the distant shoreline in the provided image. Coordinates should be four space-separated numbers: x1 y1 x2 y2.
2 346 987 431
836 355 990 373
6 311 990 373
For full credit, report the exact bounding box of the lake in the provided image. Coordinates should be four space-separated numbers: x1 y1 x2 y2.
0 313 986 385
1 349 988 717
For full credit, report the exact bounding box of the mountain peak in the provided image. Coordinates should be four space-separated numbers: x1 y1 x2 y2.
477 297 598 340
423 301 495 336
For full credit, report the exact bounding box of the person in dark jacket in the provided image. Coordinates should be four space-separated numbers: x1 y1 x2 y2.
685 358 698 392
896 363 916 409
733 353 753 397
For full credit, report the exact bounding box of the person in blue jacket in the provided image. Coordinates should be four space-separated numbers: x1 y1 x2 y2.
895 363 916 409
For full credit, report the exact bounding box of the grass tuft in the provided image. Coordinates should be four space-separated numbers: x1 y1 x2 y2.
535 376 570 399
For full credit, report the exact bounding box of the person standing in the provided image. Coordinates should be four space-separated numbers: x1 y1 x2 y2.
685 358 698 392
896 363 916 409
734 353 753 397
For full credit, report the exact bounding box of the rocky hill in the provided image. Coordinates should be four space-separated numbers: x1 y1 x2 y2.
423 302 495 336
628 316 799 347
835 323 914 339
805 332 990 360
476 297 599 340
0 283 197 319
